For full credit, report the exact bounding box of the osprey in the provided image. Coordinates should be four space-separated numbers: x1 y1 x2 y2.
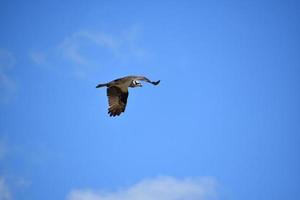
96 75 160 117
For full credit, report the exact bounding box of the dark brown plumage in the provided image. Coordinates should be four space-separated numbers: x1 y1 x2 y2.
96 75 160 117
107 86 128 117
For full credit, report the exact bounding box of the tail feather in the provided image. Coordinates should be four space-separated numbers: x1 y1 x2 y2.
96 83 108 88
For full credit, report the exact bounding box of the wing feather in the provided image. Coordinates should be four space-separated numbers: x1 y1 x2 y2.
134 76 160 85
107 86 128 117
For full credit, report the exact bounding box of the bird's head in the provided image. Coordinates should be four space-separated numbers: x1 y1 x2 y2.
129 80 142 88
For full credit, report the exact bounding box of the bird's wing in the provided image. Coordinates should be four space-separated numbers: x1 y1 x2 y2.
107 86 129 117
134 76 160 85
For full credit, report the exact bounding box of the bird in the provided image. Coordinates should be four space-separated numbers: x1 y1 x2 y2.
96 75 160 117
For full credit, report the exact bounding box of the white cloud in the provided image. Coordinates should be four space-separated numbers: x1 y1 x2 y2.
59 34 89 65
57 27 147 66
0 138 31 199
0 177 12 200
15 178 31 189
0 73 15 95
77 31 117 51
29 51 47 65
29 26 149 80
0 50 16 70
67 176 217 200
0 49 16 103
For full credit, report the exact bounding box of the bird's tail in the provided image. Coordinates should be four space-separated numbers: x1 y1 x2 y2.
96 83 108 88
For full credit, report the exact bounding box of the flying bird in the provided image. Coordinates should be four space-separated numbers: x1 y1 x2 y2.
96 75 160 117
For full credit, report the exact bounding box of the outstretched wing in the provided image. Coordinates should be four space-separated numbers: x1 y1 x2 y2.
107 86 129 117
134 76 160 85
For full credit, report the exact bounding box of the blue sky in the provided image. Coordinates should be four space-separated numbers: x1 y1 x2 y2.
0 0 299 200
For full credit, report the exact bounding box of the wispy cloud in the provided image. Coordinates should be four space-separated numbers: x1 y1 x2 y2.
0 49 16 103
67 176 217 200
58 27 147 65
58 33 89 65
0 141 11 200
29 51 47 65
29 26 148 80
0 177 12 200
0 138 32 199
15 177 31 189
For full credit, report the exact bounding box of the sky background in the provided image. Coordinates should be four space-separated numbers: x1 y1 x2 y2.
0 0 300 200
